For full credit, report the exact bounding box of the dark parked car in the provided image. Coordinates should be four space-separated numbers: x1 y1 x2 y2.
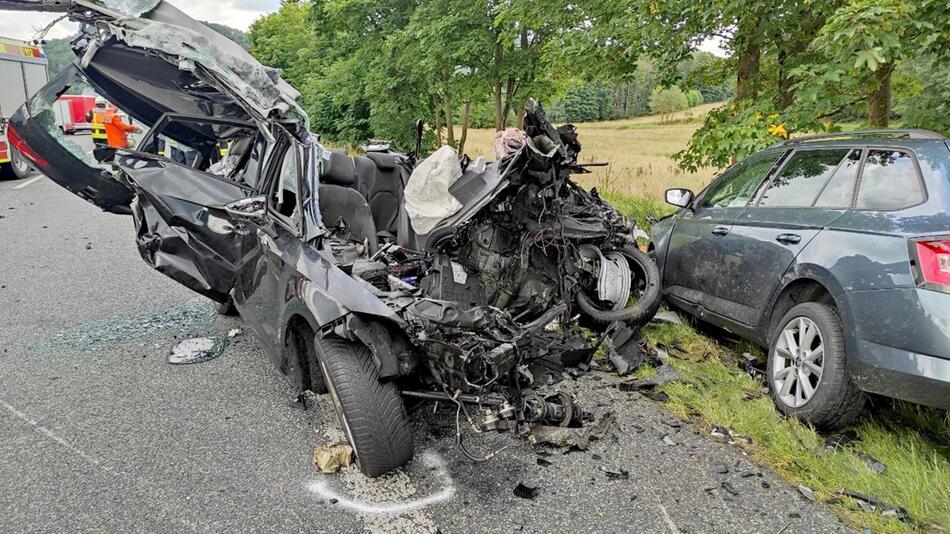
651 131 950 428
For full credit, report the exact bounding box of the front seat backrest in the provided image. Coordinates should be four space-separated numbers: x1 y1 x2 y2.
356 152 404 236
319 184 378 256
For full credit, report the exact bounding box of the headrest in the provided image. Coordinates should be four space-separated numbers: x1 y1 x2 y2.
322 150 356 187
366 151 397 171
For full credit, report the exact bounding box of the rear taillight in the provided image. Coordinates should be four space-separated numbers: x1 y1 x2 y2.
6 123 47 167
915 240 950 287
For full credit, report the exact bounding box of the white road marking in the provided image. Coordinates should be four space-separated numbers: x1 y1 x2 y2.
659 504 682 534
306 450 455 515
13 175 43 189
0 398 113 473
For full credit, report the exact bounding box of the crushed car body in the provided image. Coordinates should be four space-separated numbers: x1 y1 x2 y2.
6 0 662 476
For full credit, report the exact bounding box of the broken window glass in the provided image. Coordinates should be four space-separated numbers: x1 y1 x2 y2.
758 149 851 207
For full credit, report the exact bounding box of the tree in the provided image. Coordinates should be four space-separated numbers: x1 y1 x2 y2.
649 86 688 122
796 0 950 128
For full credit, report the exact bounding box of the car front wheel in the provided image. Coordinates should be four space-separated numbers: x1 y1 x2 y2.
315 336 413 477
767 302 865 430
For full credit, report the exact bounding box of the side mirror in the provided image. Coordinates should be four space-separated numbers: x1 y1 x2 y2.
224 195 267 222
665 188 694 208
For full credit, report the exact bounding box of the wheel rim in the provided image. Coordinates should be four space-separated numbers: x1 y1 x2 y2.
12 149 31 174
772 316 825 408
583 248 648 311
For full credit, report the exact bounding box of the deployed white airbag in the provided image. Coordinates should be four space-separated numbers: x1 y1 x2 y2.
404 145 463 235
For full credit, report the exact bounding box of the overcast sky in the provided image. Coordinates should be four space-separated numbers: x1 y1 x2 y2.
0 0 281 41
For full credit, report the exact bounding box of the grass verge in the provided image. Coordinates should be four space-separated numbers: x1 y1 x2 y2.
613 193 950 534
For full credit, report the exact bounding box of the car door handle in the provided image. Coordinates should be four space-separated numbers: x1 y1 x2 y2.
776 233 802 245
711 226 730 236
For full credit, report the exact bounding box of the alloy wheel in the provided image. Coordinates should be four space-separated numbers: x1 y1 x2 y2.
772 317 825 408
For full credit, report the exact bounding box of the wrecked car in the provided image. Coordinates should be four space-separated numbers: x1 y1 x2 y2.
650 131 950 429
5 0 661 476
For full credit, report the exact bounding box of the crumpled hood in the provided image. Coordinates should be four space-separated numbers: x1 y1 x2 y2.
1 0 306 129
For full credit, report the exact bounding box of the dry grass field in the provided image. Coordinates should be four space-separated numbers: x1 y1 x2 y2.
464 102 723 200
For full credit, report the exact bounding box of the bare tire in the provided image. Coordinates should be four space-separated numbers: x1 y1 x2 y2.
10 146 38 180
575 245 662 327
315 337 413 477
768 302 865 430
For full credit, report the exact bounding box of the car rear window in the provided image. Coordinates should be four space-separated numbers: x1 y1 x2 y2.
758 149 851 207
855 149 925 210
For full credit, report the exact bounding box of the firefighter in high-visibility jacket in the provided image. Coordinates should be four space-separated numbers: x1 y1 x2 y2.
87 97 140 149
88 97 111 147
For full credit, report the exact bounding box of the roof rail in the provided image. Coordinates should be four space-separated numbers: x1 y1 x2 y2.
772 129 946 147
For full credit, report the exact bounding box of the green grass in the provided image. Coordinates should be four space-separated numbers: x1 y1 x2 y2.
608 192 950 534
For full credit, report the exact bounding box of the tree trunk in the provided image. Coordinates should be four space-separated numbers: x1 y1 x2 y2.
867 64 893 128
441 70 455 146
775 49 795 111
735 46 761 101
458 102 471 154
493 40 505 131
431 94 443 145
502 76 515 129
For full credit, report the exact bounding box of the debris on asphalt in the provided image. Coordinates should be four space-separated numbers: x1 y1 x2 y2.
823 430 860 451
662 435 677 446
601 466 630 480
607 325 649 376
536 457 553 467
167 336 226 365
652 311 683 325
313 443 354 474
513 482 539 500
798 485 816 502
640 390 670 402
721 481 739 497
710 425 729 442
228 328 244 339
532 412 616 451
712 461 730 474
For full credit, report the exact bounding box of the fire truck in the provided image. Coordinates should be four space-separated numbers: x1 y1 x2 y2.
0 36 48 179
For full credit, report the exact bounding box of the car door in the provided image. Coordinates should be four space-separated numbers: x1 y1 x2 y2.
121 115 262 303
663 151 785 310
234 136 305 352
715 147 862 325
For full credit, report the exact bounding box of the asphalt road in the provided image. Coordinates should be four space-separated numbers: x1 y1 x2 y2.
0 165 853 533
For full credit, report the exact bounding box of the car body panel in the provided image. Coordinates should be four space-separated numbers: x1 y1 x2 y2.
717 207 845 325
662 206 747 313
118 151 254 302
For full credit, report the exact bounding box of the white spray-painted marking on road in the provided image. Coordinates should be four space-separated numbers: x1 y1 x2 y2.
13 176 43 189
307 450 455 515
